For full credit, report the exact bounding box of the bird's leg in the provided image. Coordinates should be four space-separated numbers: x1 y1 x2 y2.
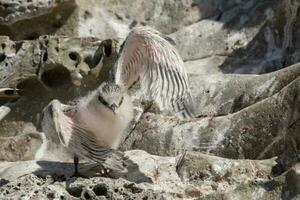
94 163 111 177
71 155 87 178
74 156 79 174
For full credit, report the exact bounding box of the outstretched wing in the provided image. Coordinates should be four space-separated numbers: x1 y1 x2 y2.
46 100 127 173
114 26 195 119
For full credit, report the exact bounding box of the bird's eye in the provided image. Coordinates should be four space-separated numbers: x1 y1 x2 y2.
98 95 109 107
119 97 124 106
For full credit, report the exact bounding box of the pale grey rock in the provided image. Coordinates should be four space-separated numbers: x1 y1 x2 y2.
75 0 201 39
0 132 43 162
184 56 226 75
282 163 300 200
0 150 282 199
189 63 300 116
171 0 300 74
0 0 299 199
1 0 300 75
177 151 276 185
122 66 300 161
0 0 77 40
0 36 104 137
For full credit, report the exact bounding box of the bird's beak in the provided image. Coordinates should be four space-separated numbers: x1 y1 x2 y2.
110 103 117 114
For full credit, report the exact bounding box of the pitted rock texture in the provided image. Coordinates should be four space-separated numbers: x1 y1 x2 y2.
0 149 290 199
189 63 300 116
0 0 300 199
171 0 300 74
0 175 170 200
0 132 43 161
73 0 300 74
0 0 77 40
0 36 106 137
121 64 300 165
1 150 300 199
2 0 300 75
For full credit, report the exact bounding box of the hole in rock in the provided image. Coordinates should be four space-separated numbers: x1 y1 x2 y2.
43 52 48 62
0 54 6 62
66 187 83 198
93 184 108 196
41 66 72 87
69 51 80 62
4 89 15 96
104 41 112 57
83 191 91 199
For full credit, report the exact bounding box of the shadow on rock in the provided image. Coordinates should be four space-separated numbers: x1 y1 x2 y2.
34 159 152 184
0 179 9 187
191 0 300 74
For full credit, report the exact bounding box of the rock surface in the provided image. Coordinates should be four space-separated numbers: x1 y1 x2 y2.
1 0 300 74
0 36 104 137
0 132 43 162
0 148 288 199
121 64 300 163
1 148 300 199
0 0 77 40
0 0 300 199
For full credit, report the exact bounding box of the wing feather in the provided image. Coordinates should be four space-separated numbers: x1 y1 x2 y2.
115 27 195 118
49 101 127 172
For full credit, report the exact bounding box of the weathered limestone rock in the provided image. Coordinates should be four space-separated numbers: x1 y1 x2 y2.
184 56 226 75
0 132 43 162
1 0 300 75
177 151 276 185
282 163 300 199
190 63 300 116
75 0 201 39
177 151 280 198
0 36 104 137
122 67 300 161
0 150 282 199
0 1 299 198
171 0 300 73
0 35 102 89
202 164 300 200
0 0 77 40
200 180 283 200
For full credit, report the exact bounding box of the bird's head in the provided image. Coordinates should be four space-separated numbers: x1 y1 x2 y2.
96 82 125 114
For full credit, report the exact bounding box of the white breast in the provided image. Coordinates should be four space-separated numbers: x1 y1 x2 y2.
78 95 133 149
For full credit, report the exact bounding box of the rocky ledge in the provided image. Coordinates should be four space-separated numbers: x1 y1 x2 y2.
1 149 299 199
0 0 300 199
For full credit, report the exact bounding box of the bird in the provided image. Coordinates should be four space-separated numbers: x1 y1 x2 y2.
42 26 195 176
42 82 133 176
97 26 196 119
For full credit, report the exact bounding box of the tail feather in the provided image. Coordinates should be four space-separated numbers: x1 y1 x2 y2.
173 92 196 119
102 150 129 173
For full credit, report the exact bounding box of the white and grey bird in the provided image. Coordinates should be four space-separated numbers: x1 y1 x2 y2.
42 82 133 176
42 26 195 176
113 26 195 119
